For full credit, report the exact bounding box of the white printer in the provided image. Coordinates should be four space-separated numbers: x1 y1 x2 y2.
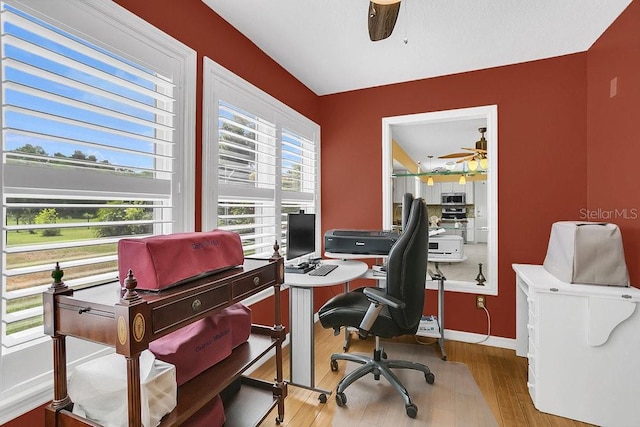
428 235 464 259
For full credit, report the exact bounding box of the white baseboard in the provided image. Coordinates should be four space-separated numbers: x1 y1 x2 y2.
0 384 51 425
442 329 516 350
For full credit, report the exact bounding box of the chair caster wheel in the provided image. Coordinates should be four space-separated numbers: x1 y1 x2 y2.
425 372 435 384
335 392 347 407
406 403 418 418
275 416 283 424
319 393 327 403
330 360 339 371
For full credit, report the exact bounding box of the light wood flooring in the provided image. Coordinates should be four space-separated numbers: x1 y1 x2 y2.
252 323 595 426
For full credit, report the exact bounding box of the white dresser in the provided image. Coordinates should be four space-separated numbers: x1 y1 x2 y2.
513 264 640 427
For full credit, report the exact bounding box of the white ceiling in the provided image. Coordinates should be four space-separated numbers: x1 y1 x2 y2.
201 0 631 170
202 0 631 96
392 118 487 171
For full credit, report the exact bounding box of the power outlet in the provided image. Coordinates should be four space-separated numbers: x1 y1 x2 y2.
476 295 486 309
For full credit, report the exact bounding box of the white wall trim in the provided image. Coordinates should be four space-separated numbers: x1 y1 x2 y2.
308 315 514 349
381 105 498 296
442 329 516 350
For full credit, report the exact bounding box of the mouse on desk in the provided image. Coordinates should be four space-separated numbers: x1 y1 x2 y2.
296 262 309 269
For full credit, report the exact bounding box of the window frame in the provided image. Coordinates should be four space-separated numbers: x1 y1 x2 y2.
0 0 196 422
202 57 321 305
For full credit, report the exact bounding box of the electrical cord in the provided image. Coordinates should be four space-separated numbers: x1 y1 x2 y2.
467 305 491 344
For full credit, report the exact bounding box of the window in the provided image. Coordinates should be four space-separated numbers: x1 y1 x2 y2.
0 0 195 421
202 58 319 266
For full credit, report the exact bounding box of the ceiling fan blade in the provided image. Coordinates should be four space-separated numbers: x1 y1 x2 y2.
368 1 401 41
438 153 471 159
461 147 488 153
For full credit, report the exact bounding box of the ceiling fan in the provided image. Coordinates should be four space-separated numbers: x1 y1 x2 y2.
368 0 402 41
438 127 488 168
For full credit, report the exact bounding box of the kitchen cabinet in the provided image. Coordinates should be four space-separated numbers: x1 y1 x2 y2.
466 218 475 242
465 182 474 204
440 182 453 193
44 255 287 427
424 182 441 205
392 174 405 203
513 264 640 426
393 173 417 203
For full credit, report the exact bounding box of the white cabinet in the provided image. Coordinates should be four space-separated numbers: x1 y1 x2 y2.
465 182 474 204
392 174 408 203
440 182 453 193
424 182 441 205
513 264 640 427
466 218 475 242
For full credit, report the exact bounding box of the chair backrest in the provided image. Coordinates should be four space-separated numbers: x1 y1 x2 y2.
401 192 414 232
386 197 429 332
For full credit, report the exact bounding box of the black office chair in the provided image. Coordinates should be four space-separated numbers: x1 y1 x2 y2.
318 197 433 418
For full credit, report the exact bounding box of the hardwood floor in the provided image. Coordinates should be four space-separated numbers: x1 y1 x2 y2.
251 323 594 426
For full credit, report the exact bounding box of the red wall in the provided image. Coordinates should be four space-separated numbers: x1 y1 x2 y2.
587 0 640 281
11 0 638 424
317 55 589 339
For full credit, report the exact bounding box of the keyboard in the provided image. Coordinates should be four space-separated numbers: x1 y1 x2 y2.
308 264 338 276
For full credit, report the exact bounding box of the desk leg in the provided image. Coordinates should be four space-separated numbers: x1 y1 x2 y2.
289 286 331 399
343 281 351 351
438 277 447 361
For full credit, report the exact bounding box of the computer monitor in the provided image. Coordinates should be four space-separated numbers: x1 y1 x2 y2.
286 212 316 260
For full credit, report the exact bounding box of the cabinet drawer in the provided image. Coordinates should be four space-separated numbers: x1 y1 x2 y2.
152 283 230 335
232 268 276 301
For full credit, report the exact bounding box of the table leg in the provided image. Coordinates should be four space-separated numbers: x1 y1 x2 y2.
288 286 331 398
438 276 447 361
343 280 351 351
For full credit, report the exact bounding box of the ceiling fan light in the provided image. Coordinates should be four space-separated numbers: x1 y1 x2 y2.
479 158 488 169
459 175 466 185
427 176 434 186
468 159 478 171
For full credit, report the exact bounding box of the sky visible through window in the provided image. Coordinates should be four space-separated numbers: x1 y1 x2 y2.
2 4 164 172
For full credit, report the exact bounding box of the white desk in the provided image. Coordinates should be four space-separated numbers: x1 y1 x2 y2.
285 259 368 394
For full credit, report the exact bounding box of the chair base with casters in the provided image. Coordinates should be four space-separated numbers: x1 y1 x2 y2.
329 337 435 418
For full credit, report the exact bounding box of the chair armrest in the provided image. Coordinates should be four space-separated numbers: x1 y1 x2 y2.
363 287 406 310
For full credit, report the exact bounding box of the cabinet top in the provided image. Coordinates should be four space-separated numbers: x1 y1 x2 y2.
70 258 277 306
513 264 640 301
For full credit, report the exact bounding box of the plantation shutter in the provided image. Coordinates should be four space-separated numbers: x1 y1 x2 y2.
1 5 178 347
281 129 316 252
216 101 278 257
203 58 320 261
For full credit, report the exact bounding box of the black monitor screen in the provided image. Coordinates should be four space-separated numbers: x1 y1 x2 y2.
286 213 316 260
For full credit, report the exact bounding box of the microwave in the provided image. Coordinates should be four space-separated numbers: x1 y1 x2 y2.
441 192 466 205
